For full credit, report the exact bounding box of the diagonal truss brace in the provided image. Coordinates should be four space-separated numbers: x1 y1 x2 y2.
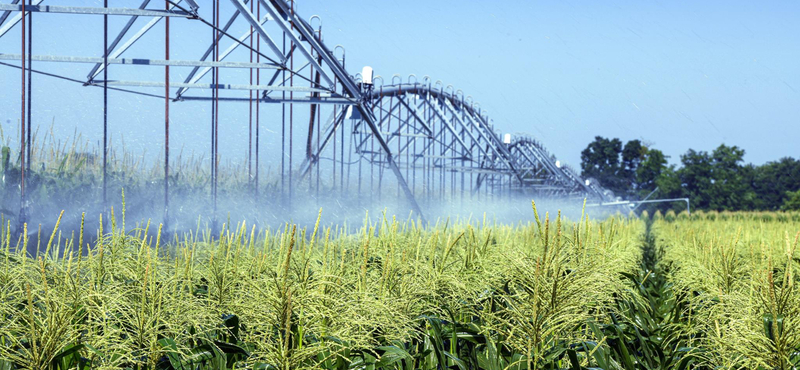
176 13 274 98
229 0 285 64
86 0 184 82
85 0 151 81
0 0 44 38
258 0 334 88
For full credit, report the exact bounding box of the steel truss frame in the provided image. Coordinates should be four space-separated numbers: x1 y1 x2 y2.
301 83 609 208
2 0 607 229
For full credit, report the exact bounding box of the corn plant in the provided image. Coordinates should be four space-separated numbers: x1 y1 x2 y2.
0 199 651 369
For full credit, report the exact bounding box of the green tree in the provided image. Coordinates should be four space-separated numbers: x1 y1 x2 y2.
642 165 682 213
582 137 657 198
581 139 798 212
621 140 645 188
581 136 624 194
635 147 667 194
662 144 756 212
750 157 800 210
581 137 670 199
674 149 713 209
782 189 800 211
707 144 756 210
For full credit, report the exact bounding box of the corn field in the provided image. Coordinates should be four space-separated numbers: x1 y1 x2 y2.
653 211 800 369
1 202 799 369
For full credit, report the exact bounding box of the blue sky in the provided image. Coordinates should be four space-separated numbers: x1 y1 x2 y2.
1 0 798 170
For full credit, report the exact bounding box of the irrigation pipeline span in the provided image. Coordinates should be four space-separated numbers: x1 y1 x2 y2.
0 0 613 227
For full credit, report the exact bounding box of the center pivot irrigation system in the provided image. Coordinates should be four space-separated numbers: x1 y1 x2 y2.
1 0 618 228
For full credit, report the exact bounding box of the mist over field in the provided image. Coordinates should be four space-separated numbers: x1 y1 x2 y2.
9 177 611 254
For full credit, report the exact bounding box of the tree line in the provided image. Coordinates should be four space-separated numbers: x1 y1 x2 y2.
580 136 800 212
